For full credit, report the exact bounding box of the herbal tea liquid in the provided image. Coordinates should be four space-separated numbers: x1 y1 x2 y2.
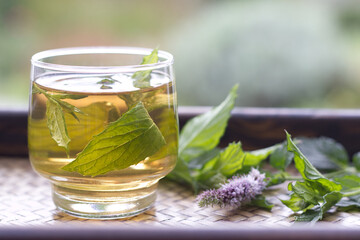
28 73 178 217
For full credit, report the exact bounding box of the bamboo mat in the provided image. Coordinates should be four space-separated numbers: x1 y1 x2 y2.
0 158 359 228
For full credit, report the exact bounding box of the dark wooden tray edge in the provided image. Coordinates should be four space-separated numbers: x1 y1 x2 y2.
2 107 360 157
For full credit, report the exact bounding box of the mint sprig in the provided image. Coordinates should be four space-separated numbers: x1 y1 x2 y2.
62 102 166 176
32 83 86 155
167 85 360 222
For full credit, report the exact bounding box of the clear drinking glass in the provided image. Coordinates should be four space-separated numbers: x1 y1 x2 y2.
28 47 178 219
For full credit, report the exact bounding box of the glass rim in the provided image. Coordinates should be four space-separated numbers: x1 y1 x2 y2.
31 46 174 73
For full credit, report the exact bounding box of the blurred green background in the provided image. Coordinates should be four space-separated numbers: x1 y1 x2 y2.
2 0 360 109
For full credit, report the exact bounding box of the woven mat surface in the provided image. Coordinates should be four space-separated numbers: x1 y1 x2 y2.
0 158 359 228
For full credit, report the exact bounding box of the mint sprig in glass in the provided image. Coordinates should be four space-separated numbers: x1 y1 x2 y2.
29 47 178 219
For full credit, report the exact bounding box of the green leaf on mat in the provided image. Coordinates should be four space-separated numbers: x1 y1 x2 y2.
352 152 360 171
282 131 343 223
296 137 348 171
179 84 238 162
269 143 293 171
250 195 274 210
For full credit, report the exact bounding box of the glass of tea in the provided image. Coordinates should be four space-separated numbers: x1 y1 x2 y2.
28 47 178 219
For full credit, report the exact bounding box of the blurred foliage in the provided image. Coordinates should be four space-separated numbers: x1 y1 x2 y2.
168 0 360 108
2 0 360 108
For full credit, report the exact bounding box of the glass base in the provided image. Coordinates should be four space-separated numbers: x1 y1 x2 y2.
52 183 157 219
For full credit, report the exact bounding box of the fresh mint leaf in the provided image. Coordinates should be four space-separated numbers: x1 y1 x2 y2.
62 102 166 176
243 144 280 167
296 137 348 171
46 99 71 155
281 192 313 212
214 142 245 177
336 195 360 210
286 131 342 192
269 143 293 171
267 171 291 186
334 175 360 191
167 85 238 192
32 83 86 152
353 152 360 171
250 195 274 210
179 84 238 162
97 79 115 84
295 208 322 222
187 148 220 170
100 85 112 89
295 192 343 223
194 142 245 192
290 181 322 205
132 47 159 88
283 131 343 222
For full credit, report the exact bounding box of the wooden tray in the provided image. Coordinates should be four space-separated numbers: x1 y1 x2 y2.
1 107 360 239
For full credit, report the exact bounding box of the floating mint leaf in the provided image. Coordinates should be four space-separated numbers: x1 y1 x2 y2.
46 99 70 156
62 102 166 176
132 47 159 88
100 84 112 89
32 83 85 152
52 94 88 100
97 79 115 85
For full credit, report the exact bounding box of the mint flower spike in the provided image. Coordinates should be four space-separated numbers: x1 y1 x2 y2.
197 168 267 208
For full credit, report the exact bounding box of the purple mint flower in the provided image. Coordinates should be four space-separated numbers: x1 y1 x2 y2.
197 168 267 208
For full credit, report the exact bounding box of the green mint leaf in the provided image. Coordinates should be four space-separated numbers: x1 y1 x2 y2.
282 131 343 222
97 79 115 85
269 143 293 171
100 84 112 89
46 99 70 155
296 137 348 171
336 195 360 210
290 181 323 205
352 152 360 171
194 142 244 191
62 102 166 176
286 131 324 180
33 83 85 153
250 195 274 210
214 142 245 177
187 148 220 170
285 131 342 192
243 144 280 167
132 47 159 88
334 175 360 191
179 84 238 162
295 208 322 223
296 192 343 223
267 171 291 186
319 191 343 218
281 192 313 212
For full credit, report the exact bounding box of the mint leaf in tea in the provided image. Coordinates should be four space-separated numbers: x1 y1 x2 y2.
62 102 166 176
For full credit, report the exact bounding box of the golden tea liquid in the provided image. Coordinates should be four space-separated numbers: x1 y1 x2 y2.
28 72 178 218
